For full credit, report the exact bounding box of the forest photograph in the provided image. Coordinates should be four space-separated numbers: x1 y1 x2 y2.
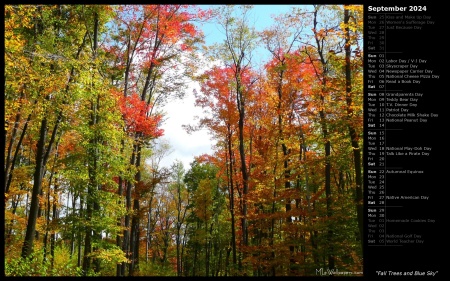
4 4 364 276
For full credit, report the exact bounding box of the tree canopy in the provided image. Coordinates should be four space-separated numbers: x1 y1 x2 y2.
4 4 363 276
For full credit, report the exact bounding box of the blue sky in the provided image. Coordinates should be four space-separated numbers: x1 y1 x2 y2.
198 5 312 68
199 5 309 44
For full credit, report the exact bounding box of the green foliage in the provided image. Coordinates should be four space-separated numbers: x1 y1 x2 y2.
91 245 129 266
135 261 177 276
5 252 48 277
50 245 84 276
5 247 83 276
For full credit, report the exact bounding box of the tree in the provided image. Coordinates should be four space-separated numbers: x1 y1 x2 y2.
15 4 92 260
342 4 364 247
183 160 228 276
192 65 241 273
207 6 259 273
6 5 129 274
168 160 189 276
260 9 311 274
105 5 206 275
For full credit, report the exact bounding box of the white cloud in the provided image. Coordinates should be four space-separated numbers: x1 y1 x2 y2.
157 43 223 171
159 79 214 170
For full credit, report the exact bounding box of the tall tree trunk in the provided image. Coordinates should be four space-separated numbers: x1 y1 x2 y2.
92 13 102 273
77 195 83 267
270 187 276 276
4 91 24 194
226 128 237 270
21 117 47 259
236 77 249 249
130 197 140 275
176 226 181 276
117 175 124 276
145 192 154 263
50 180 58 269
5 98 35 195
82 186 93 275
21 23 86 259
129 143 142 275
43 143 60 264
312 7 334 270
344 5 364 247
181 224 188 276
84 14 101 273
276 66 295 274
121 143 137 275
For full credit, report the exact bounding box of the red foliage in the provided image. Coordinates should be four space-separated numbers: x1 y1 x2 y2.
195 153 215 164
116 92 164 138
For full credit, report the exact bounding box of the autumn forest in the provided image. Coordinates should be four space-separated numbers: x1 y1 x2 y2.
4 4 364 276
